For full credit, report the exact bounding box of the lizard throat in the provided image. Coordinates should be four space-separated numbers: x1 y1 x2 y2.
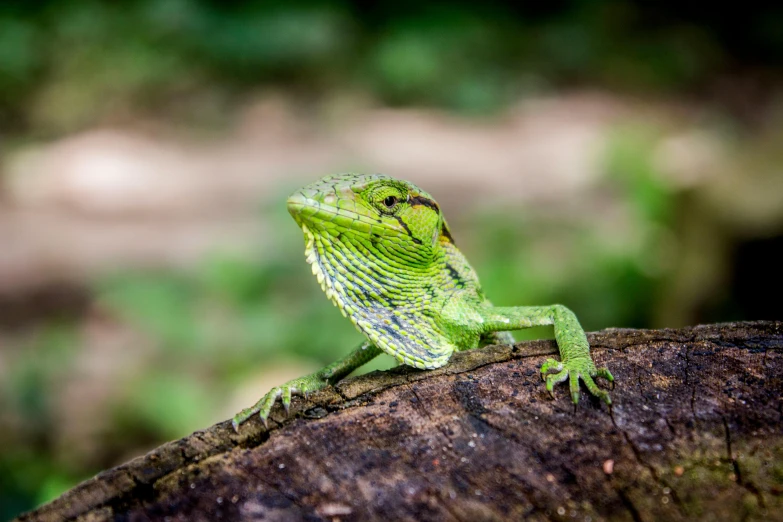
300 223 454 369
302 223 351 316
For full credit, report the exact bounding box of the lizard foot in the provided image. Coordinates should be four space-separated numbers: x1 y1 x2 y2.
540 357 613 406
232 372 329 432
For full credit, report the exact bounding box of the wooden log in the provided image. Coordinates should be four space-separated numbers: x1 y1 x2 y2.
16 321 783 521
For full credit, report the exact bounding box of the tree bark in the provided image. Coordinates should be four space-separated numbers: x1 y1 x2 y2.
16 321 783 522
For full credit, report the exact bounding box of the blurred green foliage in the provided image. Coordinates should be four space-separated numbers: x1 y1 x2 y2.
1 0 782 134
0 324 84 521
3 1 783 519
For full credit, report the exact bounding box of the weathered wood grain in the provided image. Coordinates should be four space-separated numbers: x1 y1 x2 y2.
16 321 783 521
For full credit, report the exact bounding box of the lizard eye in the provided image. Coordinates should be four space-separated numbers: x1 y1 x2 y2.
365 184 406 214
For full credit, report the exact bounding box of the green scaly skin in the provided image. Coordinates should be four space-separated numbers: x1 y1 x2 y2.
232 173 614 430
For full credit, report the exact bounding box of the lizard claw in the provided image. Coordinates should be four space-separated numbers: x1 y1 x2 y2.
282 387 293 414
595 367 615 390
542 358 612 408
540 358 563 382
544 368 569 397
232 372 329 431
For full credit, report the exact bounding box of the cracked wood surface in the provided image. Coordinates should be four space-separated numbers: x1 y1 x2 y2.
16 321 783 522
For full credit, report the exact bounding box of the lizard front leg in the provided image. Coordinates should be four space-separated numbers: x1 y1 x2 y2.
232 341 382 430
479 304 613 406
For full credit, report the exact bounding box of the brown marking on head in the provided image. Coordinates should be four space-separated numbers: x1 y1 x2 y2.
440 221 456 246
409 195 440 212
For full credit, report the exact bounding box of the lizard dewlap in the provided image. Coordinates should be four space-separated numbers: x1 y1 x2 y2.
233 173 613 430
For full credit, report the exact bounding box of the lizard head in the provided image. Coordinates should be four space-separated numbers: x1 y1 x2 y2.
287 173 452 253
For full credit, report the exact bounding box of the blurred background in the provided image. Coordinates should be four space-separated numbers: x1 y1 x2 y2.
1 1 782 518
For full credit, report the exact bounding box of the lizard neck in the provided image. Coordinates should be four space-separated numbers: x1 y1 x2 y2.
304 224 471 368
303 224 486 368
304 224 444 314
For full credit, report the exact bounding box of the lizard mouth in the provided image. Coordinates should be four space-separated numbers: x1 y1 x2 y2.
287 190 399 237
286 191 349 226
286 191 316 227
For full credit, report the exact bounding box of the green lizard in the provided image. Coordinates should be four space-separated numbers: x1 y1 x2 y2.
232 173 613 430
